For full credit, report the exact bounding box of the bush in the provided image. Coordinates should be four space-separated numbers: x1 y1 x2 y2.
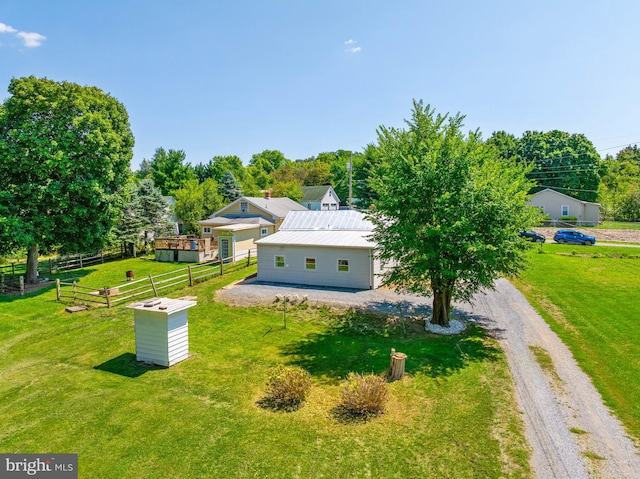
263 365 312 411
339 372 388 417
558 216 578 221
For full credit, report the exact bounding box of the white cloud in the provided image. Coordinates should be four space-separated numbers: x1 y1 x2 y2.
0 22 17 33
17 31 46 48
344 39 361 53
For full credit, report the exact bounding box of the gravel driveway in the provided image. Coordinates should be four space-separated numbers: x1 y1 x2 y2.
217 277 640 478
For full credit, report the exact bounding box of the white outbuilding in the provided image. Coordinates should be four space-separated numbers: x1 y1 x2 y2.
255 210 386 290
127 297 197 367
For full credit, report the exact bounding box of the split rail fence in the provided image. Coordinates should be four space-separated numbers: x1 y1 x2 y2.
56 249 257 308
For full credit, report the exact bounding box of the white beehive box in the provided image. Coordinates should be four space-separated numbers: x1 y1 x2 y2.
127 297 197 367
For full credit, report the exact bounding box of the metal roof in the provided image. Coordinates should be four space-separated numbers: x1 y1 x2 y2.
280 210 373 231
255 230 375 248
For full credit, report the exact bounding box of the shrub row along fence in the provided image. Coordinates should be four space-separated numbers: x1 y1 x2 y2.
1 250 125 293
56 249 257 308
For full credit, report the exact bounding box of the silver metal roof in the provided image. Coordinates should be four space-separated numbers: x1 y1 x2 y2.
280 210 373 231
255 230 375 248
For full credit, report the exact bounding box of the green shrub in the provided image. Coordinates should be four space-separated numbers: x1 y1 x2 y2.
339 372 388 417
559 215 578 221
263 365 312 411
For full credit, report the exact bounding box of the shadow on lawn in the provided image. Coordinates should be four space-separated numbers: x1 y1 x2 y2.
94 353 163 378
279 307 500 383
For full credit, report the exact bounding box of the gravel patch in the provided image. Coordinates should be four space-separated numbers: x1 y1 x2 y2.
217 276 640 478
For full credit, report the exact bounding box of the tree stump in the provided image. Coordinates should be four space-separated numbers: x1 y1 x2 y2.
387 348 407 381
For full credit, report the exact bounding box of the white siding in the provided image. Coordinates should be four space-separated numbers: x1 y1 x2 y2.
257 244 376 289
134 309 189 367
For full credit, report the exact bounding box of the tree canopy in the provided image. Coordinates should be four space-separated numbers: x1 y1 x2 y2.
367 101 536 326
489 129 601 202
0 76 134 283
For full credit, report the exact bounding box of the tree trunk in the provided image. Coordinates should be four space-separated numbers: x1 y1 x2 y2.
432 289 452 327
26 243 39 285
387 348 407 381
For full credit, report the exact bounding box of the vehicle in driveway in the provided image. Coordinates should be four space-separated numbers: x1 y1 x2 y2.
553 229 596 245
519 230 546 243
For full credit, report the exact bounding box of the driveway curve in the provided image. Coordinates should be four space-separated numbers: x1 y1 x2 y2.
216 277 640 478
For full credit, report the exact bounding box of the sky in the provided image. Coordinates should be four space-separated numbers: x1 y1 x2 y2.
2 0 640 170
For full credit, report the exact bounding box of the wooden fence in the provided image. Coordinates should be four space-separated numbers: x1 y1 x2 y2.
0 250 125 289
56 249 257 308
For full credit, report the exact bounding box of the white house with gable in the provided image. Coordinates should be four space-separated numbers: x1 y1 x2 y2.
255 210 386 290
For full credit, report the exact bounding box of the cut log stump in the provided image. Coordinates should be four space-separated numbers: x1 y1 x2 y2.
387 348 407 381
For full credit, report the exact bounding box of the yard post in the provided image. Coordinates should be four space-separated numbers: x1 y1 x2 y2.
104 286 111 308
220 259 223 276
79 253 83 268
19 276 24 296
56 278 60 301
49 258 52 274
188 265 194 287
247 249 251 267
387 348 407 381
149 275 158 297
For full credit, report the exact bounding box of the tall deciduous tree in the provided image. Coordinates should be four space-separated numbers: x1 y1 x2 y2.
368 101 536 327
490 130 601 202
145 147 195 195
173 178 224 234
0 76 134 283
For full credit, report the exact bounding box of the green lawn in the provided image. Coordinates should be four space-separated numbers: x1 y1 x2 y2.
0 258 531 478
594 221 640 230
512 243 640 441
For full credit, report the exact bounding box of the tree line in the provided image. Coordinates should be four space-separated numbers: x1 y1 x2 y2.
1 76 639 294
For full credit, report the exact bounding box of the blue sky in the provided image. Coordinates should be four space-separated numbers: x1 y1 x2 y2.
2 1 640 169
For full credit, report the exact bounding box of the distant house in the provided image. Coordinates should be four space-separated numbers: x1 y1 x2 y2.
299 185 341 211
527 188 600 225
255 210 386 290
197 194 308 261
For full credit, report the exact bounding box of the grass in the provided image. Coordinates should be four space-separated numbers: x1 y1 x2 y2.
512 243 640 442
593 221 640 230
0 257 531 478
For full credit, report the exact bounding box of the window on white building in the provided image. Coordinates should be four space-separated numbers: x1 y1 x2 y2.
240 201 249 213
305 258 316 270
203 226 212 234
275 255 285 268
561 205 570 216
338 259 349 272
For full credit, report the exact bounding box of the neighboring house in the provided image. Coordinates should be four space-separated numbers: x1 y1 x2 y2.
300 185 341 211
527 188 600 225
198 194 308 261
255 210 386 290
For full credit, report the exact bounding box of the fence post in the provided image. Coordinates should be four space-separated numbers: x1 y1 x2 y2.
101 252 104 264
20 276 24 296
247 249 251 267
104 286 111 308
149 275 158 297
1 272 4 293
73 281 77 302
56 279 60 301
12 263 15 276
188 265 194 287
220 259 223 276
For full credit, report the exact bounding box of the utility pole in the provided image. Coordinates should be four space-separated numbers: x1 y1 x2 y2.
348 151 353 209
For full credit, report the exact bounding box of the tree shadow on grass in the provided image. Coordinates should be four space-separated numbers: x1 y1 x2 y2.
278 307 500 384
94 353 164 378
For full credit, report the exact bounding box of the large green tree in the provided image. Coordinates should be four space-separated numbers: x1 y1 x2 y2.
490 130 601 202
0 76 134 283
368 101 536 327
173 178 224 234
143 147 195 195
599 146 640 221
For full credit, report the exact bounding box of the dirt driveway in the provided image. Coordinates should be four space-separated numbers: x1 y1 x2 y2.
217 278 640 478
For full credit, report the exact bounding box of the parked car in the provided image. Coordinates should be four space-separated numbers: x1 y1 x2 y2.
553 229 596 245
519 231 546 243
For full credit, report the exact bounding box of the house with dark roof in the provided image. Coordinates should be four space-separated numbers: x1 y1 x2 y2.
197 194 308 261
299 185 341 211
